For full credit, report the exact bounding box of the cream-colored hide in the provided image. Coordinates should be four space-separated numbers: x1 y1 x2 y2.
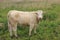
7 10 43 37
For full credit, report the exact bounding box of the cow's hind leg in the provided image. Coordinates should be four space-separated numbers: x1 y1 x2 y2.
8 22 13 38
12 22 18 38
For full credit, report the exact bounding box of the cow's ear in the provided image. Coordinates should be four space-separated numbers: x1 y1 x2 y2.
35 13 38 15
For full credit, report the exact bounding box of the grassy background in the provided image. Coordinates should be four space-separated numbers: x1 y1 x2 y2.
0 0 60 40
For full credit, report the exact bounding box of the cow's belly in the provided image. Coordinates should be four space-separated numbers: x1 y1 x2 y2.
17 16 30 25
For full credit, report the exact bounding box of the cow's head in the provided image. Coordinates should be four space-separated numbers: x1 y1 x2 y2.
36 10 43 20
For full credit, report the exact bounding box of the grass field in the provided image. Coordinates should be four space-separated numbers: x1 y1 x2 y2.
0 0 60 40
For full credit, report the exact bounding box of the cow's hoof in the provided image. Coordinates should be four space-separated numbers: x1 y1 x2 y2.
15 36 18 39
14 35 18 39
29 35 32 37
10 36 13 38
34 33 37 35
29 35 31 40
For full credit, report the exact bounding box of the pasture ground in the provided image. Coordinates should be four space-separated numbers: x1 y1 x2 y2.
0 0 60 40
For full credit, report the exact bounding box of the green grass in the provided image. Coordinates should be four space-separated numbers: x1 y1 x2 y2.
0 3 60 40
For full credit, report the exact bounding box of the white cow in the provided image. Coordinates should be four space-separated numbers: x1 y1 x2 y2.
7 10 43 37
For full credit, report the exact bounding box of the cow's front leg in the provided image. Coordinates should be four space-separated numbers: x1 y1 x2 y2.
29 24 34 36
34 24 37 34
